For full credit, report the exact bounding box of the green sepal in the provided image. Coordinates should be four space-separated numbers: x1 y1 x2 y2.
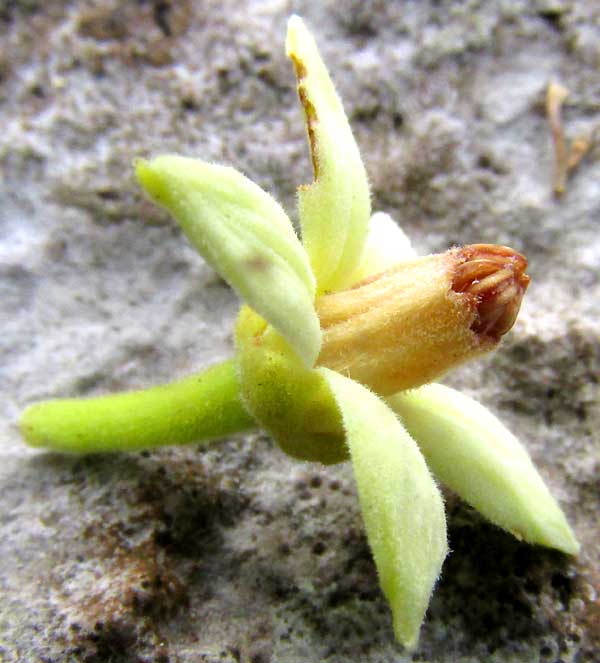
319 368 448 649
235 306 347 464
287 15 371 293
20 359 255 453
388 384 580 555
136 155 321 366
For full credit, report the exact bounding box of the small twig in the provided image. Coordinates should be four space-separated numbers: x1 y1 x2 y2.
566 133 592 172
546 81 595 197
546 81 570 197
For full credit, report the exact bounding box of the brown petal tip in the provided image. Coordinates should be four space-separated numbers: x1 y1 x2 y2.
453 244 530 341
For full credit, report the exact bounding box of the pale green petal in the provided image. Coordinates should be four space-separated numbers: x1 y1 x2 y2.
136 155 321 366
349 212 417 284
388 384 580 555
319 369 447 649
287 15 371 293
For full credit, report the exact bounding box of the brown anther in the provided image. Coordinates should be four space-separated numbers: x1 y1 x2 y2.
453 244 530 341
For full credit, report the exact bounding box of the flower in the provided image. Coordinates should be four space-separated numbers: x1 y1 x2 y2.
20 15 579 650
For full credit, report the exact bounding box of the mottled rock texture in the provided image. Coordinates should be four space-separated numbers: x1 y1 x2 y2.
1 1 599 662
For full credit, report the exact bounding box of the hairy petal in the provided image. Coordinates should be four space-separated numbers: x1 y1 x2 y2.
319 369 448 649
388 384 580 555
287 15 371 293
349 212 417 284
136 155 321 366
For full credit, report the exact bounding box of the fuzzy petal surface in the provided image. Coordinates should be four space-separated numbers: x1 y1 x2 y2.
287 15 371 293
388 384 580 555
349 212 417 284
136 155 321 366
319 369 448 649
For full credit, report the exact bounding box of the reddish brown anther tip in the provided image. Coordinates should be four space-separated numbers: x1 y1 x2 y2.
453 244 530 341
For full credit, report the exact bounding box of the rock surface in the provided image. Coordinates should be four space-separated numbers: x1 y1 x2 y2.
1 1 599 662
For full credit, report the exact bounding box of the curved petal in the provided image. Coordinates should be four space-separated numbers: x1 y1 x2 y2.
136 155 321 366
319 369 447 649
388 384 580 555
287 16 371 293
349 212 417 284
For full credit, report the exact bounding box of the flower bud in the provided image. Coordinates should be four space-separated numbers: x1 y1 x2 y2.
316 244 529 395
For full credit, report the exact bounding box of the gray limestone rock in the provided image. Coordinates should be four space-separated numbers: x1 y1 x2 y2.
1 1 598 661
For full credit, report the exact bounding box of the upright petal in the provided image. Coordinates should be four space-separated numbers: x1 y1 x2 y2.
319 369 447 649
349 212 417 284
388 384 580 555
287 15 371 293
136 155 321 366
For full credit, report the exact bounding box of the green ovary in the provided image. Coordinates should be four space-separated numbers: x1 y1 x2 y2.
235 306 347 464
20 359 255 454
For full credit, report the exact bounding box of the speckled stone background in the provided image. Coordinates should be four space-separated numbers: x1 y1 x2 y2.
1 1 599 662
